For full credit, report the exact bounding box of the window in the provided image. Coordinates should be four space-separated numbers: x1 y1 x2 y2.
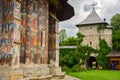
90 41 92 45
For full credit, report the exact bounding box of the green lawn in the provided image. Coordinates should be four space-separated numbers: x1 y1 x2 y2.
67 70 120 80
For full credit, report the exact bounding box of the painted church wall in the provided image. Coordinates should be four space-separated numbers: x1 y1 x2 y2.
0 0 14 66
0 0 49 66
0 1 2 22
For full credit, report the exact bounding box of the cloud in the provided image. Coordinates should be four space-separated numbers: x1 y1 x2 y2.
59 0 120 37
83 4 92 12
83 2 98 12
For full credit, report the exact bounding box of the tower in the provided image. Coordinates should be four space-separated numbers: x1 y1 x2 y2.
76 9 112 68
76 9 112 49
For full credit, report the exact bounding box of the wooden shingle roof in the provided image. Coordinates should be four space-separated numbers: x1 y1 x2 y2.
49 0 75 21
107 51 120 57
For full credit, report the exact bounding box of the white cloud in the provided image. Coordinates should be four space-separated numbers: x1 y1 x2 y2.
59 0 120 37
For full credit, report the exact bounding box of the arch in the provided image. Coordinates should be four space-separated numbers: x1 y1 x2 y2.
86 56 98 69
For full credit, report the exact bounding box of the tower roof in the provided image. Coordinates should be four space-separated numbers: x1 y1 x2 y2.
76 9 107 26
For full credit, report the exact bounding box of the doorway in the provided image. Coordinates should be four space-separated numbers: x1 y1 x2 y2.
86 56 98 69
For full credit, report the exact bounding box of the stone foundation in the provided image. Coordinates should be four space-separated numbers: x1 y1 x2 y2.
0 64 65 80
10 69 23 80
49 66 65 80
0 67 11 80
21 64 50 78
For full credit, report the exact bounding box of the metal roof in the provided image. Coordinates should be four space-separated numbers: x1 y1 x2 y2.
76 9 107 26
107 51 120 57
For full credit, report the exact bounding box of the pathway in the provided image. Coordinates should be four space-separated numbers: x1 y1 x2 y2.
64 75 80 80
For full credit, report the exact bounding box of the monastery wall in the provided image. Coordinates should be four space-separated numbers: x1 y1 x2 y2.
100 29 112 48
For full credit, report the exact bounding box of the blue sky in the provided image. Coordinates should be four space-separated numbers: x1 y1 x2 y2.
59 0 120 37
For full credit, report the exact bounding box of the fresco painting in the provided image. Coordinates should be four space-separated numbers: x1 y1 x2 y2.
0 1 2 22
13 20 21 42
13 1 21 19
21 28 26 43
0 23 2 40
0 24 13 52
0 0 49 65
31 13 38 30
2 0 13 23
21 2 27 28
5 8 13 23
12 43 20 66
0 39 13 65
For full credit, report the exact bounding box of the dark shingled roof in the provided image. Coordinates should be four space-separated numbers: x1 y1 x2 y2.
107 51 120 57
56 0 74 21
76 9 107 26
49 0 74 21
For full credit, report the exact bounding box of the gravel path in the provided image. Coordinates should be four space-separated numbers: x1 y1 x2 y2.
64 75 80 80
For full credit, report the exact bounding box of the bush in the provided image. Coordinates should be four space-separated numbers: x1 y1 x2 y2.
71 64 80 72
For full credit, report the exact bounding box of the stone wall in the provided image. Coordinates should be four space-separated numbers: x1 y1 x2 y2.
79 24 112 49
10 69 23 80
0 67 11 80
20 64 49 78
0 64 65 80
100 29 112 48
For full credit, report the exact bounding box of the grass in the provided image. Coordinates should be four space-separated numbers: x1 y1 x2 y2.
67 70 120 80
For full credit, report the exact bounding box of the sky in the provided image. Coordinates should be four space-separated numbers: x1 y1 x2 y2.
59 0 120 37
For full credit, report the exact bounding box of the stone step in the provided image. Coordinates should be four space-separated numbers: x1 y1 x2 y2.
20 75 53 80
51 73 65 80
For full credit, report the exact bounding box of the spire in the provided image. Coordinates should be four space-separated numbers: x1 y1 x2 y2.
91 2 96 10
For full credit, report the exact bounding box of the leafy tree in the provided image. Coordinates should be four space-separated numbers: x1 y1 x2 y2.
112 30 120 50
76 45 95 69
110 14 120 50
60 48 77 68
60 36 77 46
59 29 67 43
110 14 120 30
97 39 111 69
60 32 96 71
76 32 84 45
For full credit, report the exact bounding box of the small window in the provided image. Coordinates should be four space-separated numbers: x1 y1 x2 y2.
90 41 92 45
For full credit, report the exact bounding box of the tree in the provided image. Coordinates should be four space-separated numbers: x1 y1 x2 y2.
97 39 111 69
112 30 120 50
59 29 67 43
60 36 77 46
110 14 120 30
110 13 120 50
60 48 77 68
60 32 97 71
76 32 84 45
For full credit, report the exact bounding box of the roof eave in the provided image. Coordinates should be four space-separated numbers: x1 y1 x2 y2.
49 0 75 21
56 0 74 21
76 22 108 27
107 51 120 57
